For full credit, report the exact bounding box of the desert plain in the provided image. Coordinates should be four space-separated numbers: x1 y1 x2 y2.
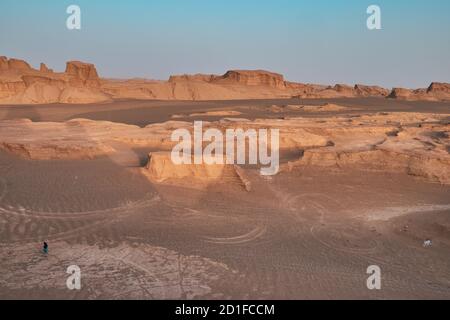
0 57 449 299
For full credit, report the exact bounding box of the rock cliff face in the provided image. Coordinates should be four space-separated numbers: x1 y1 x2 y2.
168 74 218 83
0 57 110 104
0 113 448 184
5 58 32 71
388 88 432 101
387 83 450 102
103 70 295 101
0 81 26 100
427 82 450 100
215 70 286 89
354 84 390 97
39 63 52 73
167 70 286 89
1 56 449 104
65 61 101 88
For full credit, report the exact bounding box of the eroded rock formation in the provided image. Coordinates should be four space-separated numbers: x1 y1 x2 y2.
0 56 110 104
0 112 448 185
143 152 252 190
388 83 450 102
1 56 449 104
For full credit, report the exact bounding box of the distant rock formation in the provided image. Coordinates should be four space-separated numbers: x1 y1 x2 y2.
1 55 448 104
168 74 218 83
6 58 32 71
39 63 52 73
388 88 415 100
354 84 389 97
0 56 7 70
215 70 286 89
426 82 450 101
0 56 110 104
65 61 101 88
168 70 286 89
387 84 450 101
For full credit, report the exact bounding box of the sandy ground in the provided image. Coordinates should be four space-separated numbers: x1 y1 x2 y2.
1 97 449 126
0 98 449 299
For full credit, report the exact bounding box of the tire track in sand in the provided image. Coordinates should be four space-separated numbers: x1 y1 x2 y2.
202 224 267 245
0 194 161 244
269 185 381 255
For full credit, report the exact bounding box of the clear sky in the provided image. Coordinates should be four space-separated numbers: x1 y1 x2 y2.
1 0 449 88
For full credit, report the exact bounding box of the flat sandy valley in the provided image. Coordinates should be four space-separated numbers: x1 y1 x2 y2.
0 98 449 299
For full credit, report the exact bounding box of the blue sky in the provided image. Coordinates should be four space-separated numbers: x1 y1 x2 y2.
1 0 449 88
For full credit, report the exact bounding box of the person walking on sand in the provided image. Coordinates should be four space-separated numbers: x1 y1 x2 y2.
43 241 48 254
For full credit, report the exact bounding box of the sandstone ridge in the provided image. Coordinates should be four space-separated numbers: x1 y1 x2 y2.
1 56 449 104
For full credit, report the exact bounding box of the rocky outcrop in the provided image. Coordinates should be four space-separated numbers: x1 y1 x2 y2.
21 75 65 87
6 58 32 71
0 56 33 73
354 84 389 97
427 82 450 101
0 112 448 184
299 148 450 184
39 63 52 73
333 84 354 95
0 56 9 70
214 70 286 89
1 56 448 104
0 81 27 99
388 83 450 102
146 152 230 181
294 83 390 99
285 113 450 184
388 88 414 100
0 56 110 104
428 82 450 93
65 61 101 88
168 74 218 83
144 151 252 190
387 87 431 101
103 74 295 101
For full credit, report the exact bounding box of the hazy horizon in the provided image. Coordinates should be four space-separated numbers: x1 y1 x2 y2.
1 0 450 88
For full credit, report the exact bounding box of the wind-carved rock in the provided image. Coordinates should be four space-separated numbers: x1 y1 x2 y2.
65 61 101 88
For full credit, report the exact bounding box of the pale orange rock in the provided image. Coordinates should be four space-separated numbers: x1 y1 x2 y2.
354 84 389 97
65 61 101 88
39 63 52 73
0 112 448 184
215 70 286 89
7 58 32 71
0 57 110 104
0 56 448 104
144 151 252 190
388 83 450 102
